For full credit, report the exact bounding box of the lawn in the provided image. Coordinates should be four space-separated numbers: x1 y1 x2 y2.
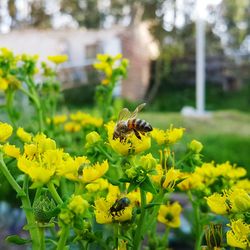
141 110 250 175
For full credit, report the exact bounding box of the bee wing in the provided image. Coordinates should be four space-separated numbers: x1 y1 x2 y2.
130 103 146 119
118 108 131 121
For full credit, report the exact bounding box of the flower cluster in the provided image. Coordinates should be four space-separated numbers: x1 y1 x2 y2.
0 50 249 250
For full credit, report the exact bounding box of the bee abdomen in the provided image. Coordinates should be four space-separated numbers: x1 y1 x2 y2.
135 119 153 132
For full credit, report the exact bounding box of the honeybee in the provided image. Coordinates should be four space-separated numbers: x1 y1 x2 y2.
109 197 130 217
113 103 153 141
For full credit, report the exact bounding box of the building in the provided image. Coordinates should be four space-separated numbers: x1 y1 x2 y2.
0 23 158 100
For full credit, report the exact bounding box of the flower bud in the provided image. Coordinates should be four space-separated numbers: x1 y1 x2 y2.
68 195 89 216
33 195 59 223
140 153 157 171
125 167 138 179
86 131 101 145
189 140 203 153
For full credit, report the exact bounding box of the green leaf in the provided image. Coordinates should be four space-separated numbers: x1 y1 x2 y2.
140 176 157 194
127 182 140 193
119 177 130 183
5 235 31 245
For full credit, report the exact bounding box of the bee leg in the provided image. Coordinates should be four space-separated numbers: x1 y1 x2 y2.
133 129 141 140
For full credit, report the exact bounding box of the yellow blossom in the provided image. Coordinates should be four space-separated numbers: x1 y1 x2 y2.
177 172 203 191
158 202 182 228
206 193 230 215
85 178 109 192
151 126 185 146
151 164 163 185
228 188 250 213
94 197 132 224
17 133 61 184
47 55 68 64
51 114 67 125
105 121 151 156
16 127 32 143
0 122 13 142
232 179 250 192
127 189 153 206
227 219 250 249
217 162 247 179
68 195 89 215
64 122 81 132
0 77 8 90
81 160 109 183
162 168 182 190
3 144 20 158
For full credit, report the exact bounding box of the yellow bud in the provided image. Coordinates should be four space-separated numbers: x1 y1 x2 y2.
86 131 101 145
0 122 13 142
189 140 203 153
68 195 89 215
140 153 157 171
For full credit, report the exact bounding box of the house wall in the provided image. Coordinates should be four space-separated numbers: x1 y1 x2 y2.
0 25 158 100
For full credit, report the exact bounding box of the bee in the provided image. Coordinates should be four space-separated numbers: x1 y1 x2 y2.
113 103 153 141
109 197 130 217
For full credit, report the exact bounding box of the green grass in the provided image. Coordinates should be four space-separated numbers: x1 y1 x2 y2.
141 110 250 175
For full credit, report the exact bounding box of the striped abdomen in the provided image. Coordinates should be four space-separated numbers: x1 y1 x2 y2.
127 119 152 132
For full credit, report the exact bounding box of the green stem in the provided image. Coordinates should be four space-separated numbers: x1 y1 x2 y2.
188 191 203 250
39 227 45 250
0 154 24 196
6 90 17 128
133 189 147 250
96 145 115 163
176 151 192 167
18 169 41 249
114 223 119 249
161 227 170 248
47 182 63 205
56 225 69 250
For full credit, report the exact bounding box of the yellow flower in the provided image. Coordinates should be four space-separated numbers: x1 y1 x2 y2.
227 219 250 249
158 202 182 228
206 193 229 215
177 172 203 191
162 168 182 190
17 133 60 184
127 189 153 206
3 144 20 158
0 77 8 90
228 188 250 213
51 114 67 125
217 162 247 179
151 164 163 184
33 133 56 152
105 121 151 156
232 179 250 192
94 197 132 224
81 160 109 183
16 127 32 143
64 122 81 132
0 122 13 142
85 178 109 192
47 55 68 64
151 126 185 146
189 139 203 153
68 195 89 215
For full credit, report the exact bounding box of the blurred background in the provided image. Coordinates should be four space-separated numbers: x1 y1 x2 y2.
0 0 250 248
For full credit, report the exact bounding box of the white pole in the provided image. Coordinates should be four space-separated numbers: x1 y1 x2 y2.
195 1 206 115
